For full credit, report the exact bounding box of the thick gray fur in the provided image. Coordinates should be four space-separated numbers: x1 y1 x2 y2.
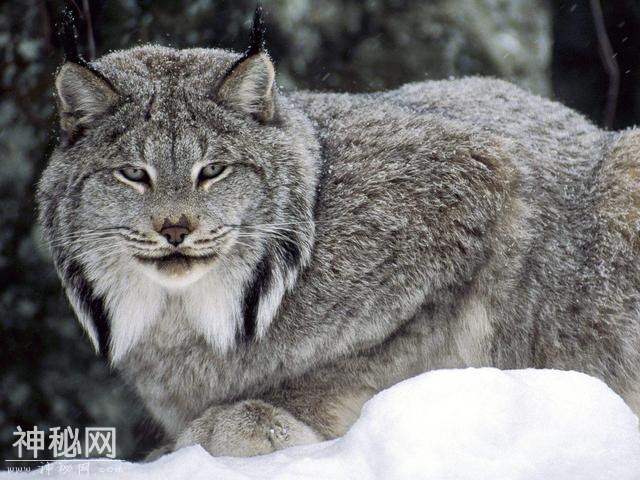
38 44 640 456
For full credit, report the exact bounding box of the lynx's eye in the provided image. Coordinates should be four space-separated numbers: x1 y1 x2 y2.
196 163 231 189
198 163 226 181
119 167 150 183
114 167 152 192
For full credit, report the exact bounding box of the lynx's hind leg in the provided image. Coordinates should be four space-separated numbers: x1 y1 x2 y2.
594 128 640 249
591 129 640 409
620 386 640 420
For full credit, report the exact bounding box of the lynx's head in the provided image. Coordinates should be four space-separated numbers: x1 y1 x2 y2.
37 11 319 362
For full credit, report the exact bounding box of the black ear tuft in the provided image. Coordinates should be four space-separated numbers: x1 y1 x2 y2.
215 4 276 122
246 4 266 56
59 8 86 66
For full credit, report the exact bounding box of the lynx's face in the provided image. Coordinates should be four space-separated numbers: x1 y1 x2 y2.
38 46 319 359
72 110 276 289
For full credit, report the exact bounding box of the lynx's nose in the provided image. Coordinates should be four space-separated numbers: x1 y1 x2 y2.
159 215 192 247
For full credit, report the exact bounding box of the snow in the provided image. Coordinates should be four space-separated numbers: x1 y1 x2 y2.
3 368 640 479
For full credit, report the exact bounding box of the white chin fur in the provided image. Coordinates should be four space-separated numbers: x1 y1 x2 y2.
84 256 254 364
137 261 214 290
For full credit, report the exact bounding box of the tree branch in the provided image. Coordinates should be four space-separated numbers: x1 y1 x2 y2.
590 0 619 129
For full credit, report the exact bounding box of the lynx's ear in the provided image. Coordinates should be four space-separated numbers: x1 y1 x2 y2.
55 62 118 134
216 6 275 122
217 53 275 122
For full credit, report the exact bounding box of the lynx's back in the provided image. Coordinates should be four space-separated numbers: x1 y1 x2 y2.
293 78 640 401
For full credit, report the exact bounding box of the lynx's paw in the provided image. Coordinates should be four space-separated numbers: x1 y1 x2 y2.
174 400 323 457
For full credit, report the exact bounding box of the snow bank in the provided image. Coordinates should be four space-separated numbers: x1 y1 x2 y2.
3 368 640 479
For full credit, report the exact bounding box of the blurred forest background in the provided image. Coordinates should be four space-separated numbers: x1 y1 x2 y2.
1 0 640 464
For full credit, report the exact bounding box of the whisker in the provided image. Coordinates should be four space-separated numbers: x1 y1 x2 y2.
231 239 255 250
48 234 125 249
48 231 157 249
234 224 303 233
224 220 319 230
61 244 126 265
235 232 304 248
49 226 151 243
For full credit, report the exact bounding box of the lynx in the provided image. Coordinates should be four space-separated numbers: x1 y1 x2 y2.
38 10 640 457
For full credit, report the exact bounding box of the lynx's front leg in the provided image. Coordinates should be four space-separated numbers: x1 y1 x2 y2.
174 400 322 457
